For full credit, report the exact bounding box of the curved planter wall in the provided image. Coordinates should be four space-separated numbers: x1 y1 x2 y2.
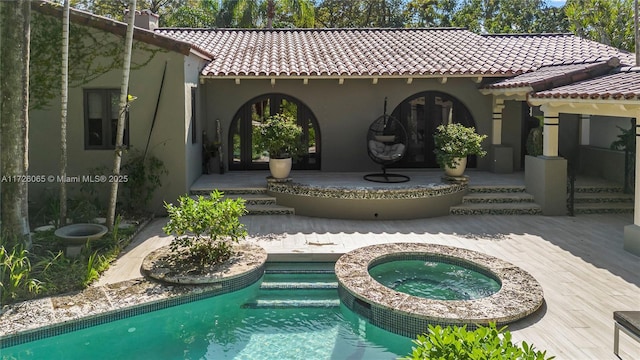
268 181 466 220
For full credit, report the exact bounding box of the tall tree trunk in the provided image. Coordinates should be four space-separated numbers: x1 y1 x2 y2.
106 0 137 231
59 0 70 227
266 0 275 28
0 0 31 247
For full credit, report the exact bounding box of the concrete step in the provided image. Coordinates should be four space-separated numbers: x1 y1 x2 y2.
190 187 267 196
572 192 633 204
246 204 295 215
265 262 335 274
462 192 535 204
242 299 340 309
467 185 526 194
260 281 339 290
450 202 542 215
574 185 624 194
224 193 277 205
572 202 634 214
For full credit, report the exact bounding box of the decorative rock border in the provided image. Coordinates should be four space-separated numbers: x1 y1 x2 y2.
142 242 267 285
335 243 544 338
268 181 466 200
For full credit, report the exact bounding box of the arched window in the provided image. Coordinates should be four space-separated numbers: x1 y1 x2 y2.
229 94 320 170
390 91 477 168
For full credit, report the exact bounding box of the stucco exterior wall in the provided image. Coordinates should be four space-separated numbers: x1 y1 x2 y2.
184 54 208 194
203 77 493 172
29 33 190 214
590 115 633 149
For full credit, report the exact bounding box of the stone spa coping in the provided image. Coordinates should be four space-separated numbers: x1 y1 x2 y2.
335 243 544 336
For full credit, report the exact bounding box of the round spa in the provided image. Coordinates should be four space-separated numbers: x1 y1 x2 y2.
335 243 544 338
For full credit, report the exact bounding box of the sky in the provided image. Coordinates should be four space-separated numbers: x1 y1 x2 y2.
547 0 567 7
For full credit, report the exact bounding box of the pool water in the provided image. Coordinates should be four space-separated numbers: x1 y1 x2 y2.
369 260 501 300
3 269 412 360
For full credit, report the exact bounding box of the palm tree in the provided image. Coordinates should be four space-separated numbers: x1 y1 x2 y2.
220 0 314 28
106 0 137 230
59 0 70 227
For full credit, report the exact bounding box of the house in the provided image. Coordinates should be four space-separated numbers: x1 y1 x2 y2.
29 1 640 255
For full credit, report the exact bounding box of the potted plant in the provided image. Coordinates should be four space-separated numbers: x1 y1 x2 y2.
256 113 303 179
433 123 487 176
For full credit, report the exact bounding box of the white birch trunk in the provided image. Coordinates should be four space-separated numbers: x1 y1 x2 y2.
59 0 70 227
106 0 137 230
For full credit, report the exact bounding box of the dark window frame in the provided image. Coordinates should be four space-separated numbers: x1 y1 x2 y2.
84 89 129 150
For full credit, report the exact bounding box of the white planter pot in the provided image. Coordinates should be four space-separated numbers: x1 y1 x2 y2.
269 158 292 179
444 157 467 177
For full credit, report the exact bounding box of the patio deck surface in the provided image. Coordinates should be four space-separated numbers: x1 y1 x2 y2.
95 210 640 360
190 169 617 191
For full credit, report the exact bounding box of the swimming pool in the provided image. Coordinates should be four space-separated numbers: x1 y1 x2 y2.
3 265 412 360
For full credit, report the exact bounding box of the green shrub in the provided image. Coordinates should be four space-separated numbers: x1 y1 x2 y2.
404 323 554 360
433 123 487 169
526 127 543 156
121 150 168 215
0 245 42 305
255 113 303 159
163 190 248 266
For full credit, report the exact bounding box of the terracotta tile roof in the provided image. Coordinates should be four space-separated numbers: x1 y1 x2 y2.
156 28 634 78
483 58 620 90
482 34 634 70
530 67 640 101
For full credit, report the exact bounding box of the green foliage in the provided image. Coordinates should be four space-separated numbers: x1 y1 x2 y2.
610 123 636 193
404 323 554 360
565 0 634 51
0 245 42 305
255 113 303 159
121 150 168 215
610 124 635 153
163 191 248 266
163 3 217 27
433 123 487 169
315 0 406 27
30 11 163 110
0 219 137 304
526 127 543 157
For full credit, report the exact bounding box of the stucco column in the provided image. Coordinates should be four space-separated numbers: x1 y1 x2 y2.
490 97 512 173
580 114 590 145
524 107 566 215
491 97 505 145
623 111 640 256
542 110 560 157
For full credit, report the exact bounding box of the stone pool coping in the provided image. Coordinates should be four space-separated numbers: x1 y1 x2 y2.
335 243 544 332
0 243 266 348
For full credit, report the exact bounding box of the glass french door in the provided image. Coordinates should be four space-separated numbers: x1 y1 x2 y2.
229 94 320 170
391 91 477 168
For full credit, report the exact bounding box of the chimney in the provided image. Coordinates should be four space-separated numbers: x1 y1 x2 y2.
134 9 159 31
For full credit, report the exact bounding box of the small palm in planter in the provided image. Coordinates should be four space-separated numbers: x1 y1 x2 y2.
256 113 303 179
433 123 487 176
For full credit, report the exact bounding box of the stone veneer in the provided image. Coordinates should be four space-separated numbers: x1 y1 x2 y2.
268 181 466 200
335 243 544 338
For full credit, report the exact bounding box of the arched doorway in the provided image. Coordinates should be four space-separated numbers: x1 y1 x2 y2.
229 93 320 170
390 91 477 168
